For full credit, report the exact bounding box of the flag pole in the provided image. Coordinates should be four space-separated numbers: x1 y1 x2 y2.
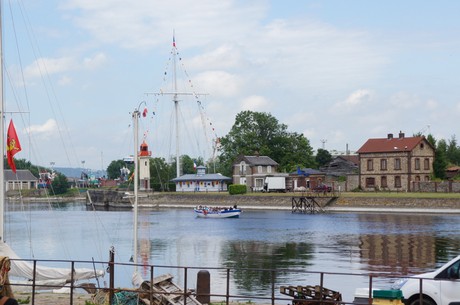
0 0 5 242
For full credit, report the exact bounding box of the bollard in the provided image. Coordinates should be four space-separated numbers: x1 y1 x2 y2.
196 270 211 304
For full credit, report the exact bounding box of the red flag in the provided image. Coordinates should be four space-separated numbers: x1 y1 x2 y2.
7 119 22 173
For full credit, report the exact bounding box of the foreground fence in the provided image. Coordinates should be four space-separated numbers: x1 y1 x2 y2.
5 255 455 305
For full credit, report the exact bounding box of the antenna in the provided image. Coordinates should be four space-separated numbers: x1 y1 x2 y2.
320 139 327 150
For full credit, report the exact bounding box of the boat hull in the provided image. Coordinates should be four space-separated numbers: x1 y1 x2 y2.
194 207 241 218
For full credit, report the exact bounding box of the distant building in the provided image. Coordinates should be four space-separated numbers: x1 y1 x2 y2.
357 132 435 191
5 170 39 191
320 155 359 178
171 165 231 192
289 167 326 191
232 155 282 191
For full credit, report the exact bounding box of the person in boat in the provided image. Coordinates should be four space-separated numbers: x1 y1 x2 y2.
0 257 18 305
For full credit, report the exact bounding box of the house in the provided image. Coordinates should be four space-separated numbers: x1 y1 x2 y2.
357 132 435 191
232 155 282 191
320 155 359 177
5 169 39 191
446 166 460 180
289 168 326 191
171 165 231 192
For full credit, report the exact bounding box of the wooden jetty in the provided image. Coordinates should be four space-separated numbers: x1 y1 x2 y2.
291 194 338 214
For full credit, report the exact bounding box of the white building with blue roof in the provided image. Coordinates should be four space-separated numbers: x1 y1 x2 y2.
171 165 232 192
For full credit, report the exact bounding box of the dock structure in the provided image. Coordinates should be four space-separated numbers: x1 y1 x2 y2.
291 194 338 214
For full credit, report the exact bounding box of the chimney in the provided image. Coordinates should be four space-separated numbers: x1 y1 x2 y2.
399 131 405 139
387 133 393 139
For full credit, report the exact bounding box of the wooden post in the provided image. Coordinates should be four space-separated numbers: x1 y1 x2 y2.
196 270 210 304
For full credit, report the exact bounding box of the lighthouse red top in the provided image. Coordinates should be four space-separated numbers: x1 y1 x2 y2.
139 141 151 157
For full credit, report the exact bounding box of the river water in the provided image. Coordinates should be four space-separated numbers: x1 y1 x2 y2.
4 201 460 302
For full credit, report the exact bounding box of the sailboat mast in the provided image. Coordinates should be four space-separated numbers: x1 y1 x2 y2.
132 108 139 273
0 0 5 242
173 36 180 178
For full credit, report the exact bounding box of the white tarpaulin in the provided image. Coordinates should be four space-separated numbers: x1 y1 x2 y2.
0 242 104 285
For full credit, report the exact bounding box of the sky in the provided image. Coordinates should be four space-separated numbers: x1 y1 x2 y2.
2 0 460 172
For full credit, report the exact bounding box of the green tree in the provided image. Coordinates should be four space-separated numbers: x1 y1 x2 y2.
446 135 460 165
315 148 332 167
150 157 173 191
219 111 315 175
170 155 205 176
433 139 448 179
51 173 69 194
107 160 131 180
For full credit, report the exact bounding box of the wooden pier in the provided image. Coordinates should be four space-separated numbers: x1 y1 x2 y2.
291 194 338 214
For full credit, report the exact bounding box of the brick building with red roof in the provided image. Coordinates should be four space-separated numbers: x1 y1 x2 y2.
357 131 435 191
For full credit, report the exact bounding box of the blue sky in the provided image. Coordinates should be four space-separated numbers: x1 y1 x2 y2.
3 0 460 171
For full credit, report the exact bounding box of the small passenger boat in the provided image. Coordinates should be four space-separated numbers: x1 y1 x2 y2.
194 205 242 218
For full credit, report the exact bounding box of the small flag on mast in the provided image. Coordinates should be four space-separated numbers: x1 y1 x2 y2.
173 36 176 47
6 119 22 173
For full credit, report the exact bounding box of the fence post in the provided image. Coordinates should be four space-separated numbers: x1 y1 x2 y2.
196 270 210 304
109 247 115 304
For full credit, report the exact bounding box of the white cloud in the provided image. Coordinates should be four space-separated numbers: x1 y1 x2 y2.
24 53 107 80
240 95 270 111
334 89 374 112
425 99 438 110
344 89 373 106
194 71 243 98
25 57 76 79
83 52 107 70
389 92 420 109
25 119 59 139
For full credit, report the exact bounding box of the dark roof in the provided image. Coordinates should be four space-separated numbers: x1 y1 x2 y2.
5 170 38 181
171 173 232 182
290 168 325 176
357 136 430 153
336 155 359 165
234 155 278 166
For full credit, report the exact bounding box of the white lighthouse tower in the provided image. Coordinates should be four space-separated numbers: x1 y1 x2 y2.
139 141 151 191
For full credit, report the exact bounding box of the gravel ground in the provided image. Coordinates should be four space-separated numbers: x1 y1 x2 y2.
15 291 93 305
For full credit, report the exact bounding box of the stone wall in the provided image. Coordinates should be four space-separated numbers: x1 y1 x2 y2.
144 193 460 210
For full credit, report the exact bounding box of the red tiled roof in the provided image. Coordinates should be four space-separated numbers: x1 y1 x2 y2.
357 136 425 153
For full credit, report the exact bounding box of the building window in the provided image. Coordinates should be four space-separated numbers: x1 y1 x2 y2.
420 143 424 149
381 176 387 188
365 177 375 188
267 166 272 173
415 158 420 170
258 166 262 173
424 176 430 181
380 159 387 171
424 158 430 170
239 162 246 174
255 178 264 189
394 158 401 170
395 176 401 188
415 175 420 182
367 159 373 171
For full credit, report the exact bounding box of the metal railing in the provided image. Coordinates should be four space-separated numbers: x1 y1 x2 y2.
6 256 444 305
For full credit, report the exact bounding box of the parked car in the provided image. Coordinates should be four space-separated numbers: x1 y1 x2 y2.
313 184 332 193
391 255 460 305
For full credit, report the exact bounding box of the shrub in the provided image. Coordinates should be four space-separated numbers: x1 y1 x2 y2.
229 184 247 195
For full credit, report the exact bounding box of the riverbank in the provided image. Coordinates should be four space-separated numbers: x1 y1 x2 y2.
143 192 460 213
11 191 460 214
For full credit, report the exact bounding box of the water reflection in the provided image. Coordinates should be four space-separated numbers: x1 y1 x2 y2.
355 213 460 275
221 241 313 291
